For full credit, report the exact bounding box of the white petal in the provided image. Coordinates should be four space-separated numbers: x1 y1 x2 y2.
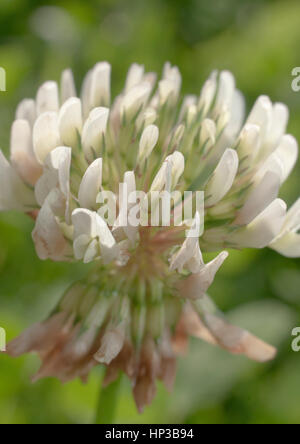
272 134 298 183
81 68 93 119
162 62 181 94
15 99 36 128
283 198 300 232
177 251 229 298
229 90 246 134
136 106 157 131
72 208 96 238
205 148 238 206
166 150 185 189
114 171 138 243
94 326 126 364
237 123 261 166
170 212 203 273
235 171 281 225
120 82 151 121
0 150 36 211
34 170 58 208
58 97 82 146
158 79 177 104
125 63 144 93
170 124 185 151
138 124 159 163
170 241 197 273
141 71 157 88
89 62 111 108
10 119 42 185
78 158 102 209
83 238 99 263
230 199 287 248
73 234 91 260
246 95 272 142
60 69 76 103
36 81 59 115
113 171 135 230
32 190 72 261
93 212 116 257
55 147 71 212
150 158 172 193
179 95 197 121
217 90 246 151
256 135 297 186
198 75 217 116
270 231 300 258
82 107 109 162
185 246 204 274
123 170 136 201
33 112 61 164
199 119 216 152
269 199 300 253
35 146 71 221
215 70 235 112
265 103 289 151
255 151 284 183
72 209 116 261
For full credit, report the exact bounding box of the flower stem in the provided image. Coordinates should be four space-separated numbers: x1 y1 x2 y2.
95 373 122 424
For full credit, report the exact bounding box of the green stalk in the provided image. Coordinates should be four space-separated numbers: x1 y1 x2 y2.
95 373 122 424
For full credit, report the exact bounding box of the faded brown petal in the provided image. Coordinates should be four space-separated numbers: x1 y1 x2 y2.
204 313 277 362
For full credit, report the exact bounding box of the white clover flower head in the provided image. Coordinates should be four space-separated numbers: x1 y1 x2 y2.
4 62 299 412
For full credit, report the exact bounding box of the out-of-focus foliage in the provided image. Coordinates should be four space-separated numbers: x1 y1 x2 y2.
0 0 300 424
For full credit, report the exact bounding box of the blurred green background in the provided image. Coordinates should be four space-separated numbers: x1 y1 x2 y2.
0 0 300 424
